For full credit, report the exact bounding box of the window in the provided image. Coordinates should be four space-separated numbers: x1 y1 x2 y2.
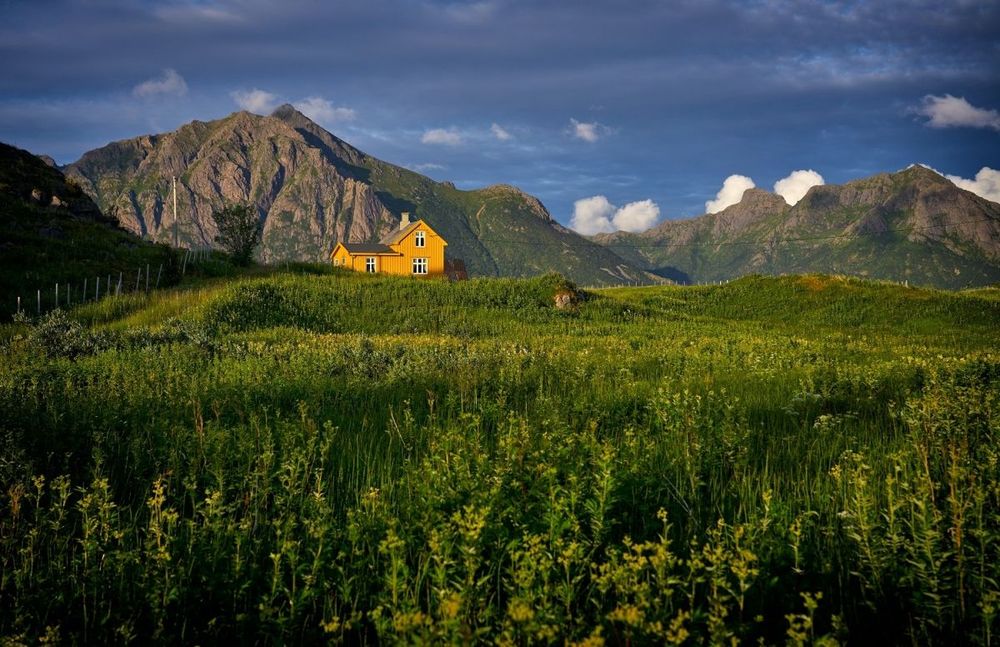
412 257 428 275
415 231 426 248
366 257 376 273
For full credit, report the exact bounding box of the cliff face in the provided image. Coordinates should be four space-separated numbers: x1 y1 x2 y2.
66 111 394 263
65 107 653 285
594 166 1000 288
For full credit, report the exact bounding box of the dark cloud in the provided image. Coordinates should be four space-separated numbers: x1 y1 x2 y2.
0 0 997 221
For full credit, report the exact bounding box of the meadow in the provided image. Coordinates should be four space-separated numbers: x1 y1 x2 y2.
0 268 998 645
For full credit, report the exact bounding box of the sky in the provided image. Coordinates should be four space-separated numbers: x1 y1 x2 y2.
1 0 998 233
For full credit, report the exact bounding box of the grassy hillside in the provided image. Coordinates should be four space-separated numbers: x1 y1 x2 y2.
595 167 1000 289
0 142 179 315
1 271 998 644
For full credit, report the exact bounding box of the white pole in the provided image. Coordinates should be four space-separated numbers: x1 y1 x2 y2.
173 176 178 248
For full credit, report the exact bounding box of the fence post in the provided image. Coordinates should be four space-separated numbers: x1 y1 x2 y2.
117 272 122 296
67 283 71 307
155 264 162 289
135 267 141 292
96 276 100 300
83 278 87 302
55 283 59 307
37 289 40 314
17 296 20 314
145 264 150 293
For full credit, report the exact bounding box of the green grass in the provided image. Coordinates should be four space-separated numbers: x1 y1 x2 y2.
0 270 997 644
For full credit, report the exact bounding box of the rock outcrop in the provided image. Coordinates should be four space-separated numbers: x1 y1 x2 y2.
594 165 1000 288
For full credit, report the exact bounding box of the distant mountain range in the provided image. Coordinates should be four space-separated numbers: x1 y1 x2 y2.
12 107 992 289
592 166 1000 288
64 106 653 286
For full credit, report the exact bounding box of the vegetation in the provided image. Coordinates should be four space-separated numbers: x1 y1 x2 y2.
0 270 998 644
211 203 262 266
0 143 179 316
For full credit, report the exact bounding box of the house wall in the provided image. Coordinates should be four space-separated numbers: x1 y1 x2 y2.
331 246 362 271
381 227 447 277
330 224 446 277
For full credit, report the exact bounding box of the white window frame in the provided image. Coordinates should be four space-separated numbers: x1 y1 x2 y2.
366 257 377 273
415 231 426 248
412 257 428 275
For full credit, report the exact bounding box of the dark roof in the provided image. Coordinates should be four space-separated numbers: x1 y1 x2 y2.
379 221 422 245
340 242 397 255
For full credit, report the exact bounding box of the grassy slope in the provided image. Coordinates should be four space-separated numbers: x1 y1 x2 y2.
0 271 998 643
0 142 178 315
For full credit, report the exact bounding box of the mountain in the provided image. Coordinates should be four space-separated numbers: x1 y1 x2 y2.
593 166 1000 288
0 142 176 314
64 106 653 286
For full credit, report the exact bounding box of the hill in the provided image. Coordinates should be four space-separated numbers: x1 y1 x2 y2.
0 142 176 314
593 165 1000 288
1 270 998 643
64 106 653 286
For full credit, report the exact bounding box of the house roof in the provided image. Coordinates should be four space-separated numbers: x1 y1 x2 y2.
379 221 422 245
340 242 398 255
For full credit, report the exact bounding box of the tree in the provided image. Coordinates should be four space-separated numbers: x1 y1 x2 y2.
211 203 261 265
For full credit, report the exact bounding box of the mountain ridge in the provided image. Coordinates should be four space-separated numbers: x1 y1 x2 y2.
593 165 1000 288
65 107 653 286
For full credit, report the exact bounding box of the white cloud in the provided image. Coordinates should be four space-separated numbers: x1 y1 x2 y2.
133 69 187 98
773 169 825 205
571 196 615 234
293 97 356 124
442 1 496 24
945 167 1000 204
230 88 280 114
421 128 463 145
915 94 1000 131
491 123 512 141
613 199 660 232
570 196 661 235
570 118 601 143
155 5 241 23
705 174 755 213
412 162 446 172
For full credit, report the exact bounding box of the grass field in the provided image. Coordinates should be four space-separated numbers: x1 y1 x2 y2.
1 268 998 644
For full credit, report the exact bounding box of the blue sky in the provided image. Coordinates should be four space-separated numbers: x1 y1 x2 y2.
1 0 998 231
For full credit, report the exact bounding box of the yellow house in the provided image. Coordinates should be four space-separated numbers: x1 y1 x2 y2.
331 212 447 277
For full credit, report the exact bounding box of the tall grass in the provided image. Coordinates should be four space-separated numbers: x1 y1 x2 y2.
0 270 997 643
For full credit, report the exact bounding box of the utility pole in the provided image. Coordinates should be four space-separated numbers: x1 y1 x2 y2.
172 176 178 248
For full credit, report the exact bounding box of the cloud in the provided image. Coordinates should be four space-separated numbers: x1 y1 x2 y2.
570 118 602 143
230 88 280 114
570 195 661 235
705 174 755 213
442 1 496 24
914 94 1000 131
293 97 356 124
773 169 824 205
613 199 660 232
155 4 242 23
945 167 1000 204
133 69 188 98
421 128 463 145
571 195 615 234
412 162 446 172
491 123 512 141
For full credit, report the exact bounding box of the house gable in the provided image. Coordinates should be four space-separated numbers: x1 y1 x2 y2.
332 218 447 277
